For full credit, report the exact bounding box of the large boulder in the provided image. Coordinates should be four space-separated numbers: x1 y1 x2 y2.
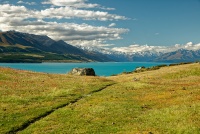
68 68 96 76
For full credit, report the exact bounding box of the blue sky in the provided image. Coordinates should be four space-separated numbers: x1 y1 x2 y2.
0 0 200 53
91 0 200 46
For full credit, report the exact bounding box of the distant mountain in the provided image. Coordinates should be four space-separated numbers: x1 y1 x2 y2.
79 45 200 63
0 31 112 62
1 31 199 63
154 49 200 62
78 46 161 62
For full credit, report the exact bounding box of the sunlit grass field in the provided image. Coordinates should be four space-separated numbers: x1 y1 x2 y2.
0 63 200 133
0 68 114 133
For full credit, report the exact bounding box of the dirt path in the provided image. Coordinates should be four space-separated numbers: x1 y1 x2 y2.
7 83 116 134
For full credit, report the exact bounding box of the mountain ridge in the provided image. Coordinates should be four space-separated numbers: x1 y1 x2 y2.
0 31 113 62
0 31 199 63
78 45 200 62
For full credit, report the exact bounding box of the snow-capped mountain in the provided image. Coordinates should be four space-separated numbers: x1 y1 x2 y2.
77 45 200 63
0 31 113 62
154 49 200 62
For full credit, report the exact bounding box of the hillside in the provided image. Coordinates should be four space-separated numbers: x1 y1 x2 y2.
0 31 112 63
0 63 199 133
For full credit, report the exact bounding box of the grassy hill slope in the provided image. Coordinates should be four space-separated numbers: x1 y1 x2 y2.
0 63 200 133
0 31 113 63
0 68 114 133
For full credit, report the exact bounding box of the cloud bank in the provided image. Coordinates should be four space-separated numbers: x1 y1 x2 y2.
42 0 115 10
17 1 37 5
0 0 128 47
43 0 100 9
111 42 200 54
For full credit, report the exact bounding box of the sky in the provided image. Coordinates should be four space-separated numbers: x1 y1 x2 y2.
0 0 200 53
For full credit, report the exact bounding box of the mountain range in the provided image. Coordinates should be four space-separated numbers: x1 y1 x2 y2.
0 31 199 63
0 31 112 62
78 45 200 63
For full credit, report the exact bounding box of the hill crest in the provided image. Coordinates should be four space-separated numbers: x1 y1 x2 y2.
0 31 112 62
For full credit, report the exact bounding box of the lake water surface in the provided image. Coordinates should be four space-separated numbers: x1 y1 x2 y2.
0 62 168 76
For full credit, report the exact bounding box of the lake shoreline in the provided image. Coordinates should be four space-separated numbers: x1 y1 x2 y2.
0 62 172 76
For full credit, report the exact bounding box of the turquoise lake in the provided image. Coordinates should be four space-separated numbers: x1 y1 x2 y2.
0 62 168 76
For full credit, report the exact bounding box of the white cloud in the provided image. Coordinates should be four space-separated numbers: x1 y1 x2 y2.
0 4 30 18
111 42 200 54
175 42 200 51
0 0 130 47
112 44 167 53
100 7 115 11
49 0 99 8
17 1 37 5
109 23 116 27
0 4 127 21
17 0 23 4
42 0 96 8
42 0 115 10
41 1 51 4
0 4 129 47
37 7 127 21
69 40 114 47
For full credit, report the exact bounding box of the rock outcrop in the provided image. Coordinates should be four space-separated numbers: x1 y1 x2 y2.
68 68 96 76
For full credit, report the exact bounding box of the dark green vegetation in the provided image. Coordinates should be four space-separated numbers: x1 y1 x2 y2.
0 53 90 63
0 31 112 63
0 63 200 133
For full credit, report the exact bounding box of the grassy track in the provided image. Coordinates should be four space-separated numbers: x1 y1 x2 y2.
0 63 200 133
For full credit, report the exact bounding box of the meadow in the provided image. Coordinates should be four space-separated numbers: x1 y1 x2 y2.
0 63 200 133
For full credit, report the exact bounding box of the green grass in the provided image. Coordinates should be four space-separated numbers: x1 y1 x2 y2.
0 63 200 133
0 68 114 133
0 52 91 63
